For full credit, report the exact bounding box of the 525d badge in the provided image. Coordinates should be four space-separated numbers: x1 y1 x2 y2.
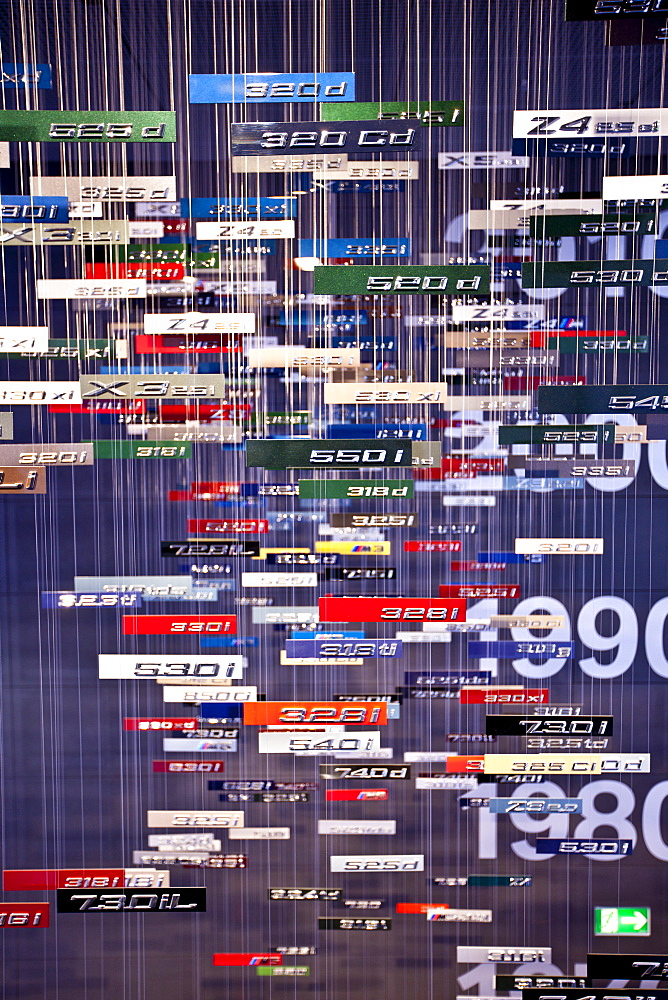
0 111 176 142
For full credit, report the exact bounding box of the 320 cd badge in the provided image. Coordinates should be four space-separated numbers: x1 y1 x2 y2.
230 120 422 154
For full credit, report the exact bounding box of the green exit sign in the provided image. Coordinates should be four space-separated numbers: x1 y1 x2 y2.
594 907 650 935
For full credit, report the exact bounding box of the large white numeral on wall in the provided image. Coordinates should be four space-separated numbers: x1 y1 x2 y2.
516 237 577 301
645 597 668 678
510 598 570 678
468 598 499 681
577 596 638 679
508 781 569 860
461 783 498 859
457 963 498 997
648 440 668 490
641 781 668 861
583 414 641 492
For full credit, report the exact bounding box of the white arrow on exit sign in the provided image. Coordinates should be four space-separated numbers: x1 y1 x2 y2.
620 911 648 930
